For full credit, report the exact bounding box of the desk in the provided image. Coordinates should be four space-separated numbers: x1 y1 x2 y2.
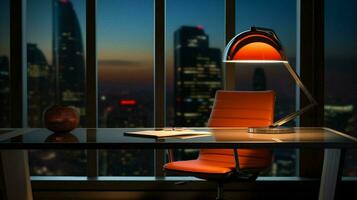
0 127 356 200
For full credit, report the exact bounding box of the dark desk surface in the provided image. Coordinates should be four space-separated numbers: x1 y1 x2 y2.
0 127 356 149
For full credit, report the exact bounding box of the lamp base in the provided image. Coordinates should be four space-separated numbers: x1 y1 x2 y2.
247 126 295 134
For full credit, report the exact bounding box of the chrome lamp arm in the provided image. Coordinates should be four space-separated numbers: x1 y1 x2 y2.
271 62 318 127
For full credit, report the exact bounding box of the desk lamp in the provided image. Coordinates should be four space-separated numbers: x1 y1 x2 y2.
223 27 317 133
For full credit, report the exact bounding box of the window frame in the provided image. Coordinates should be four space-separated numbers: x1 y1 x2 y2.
9 0 325 178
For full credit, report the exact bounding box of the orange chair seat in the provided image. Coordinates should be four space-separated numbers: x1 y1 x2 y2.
164 159 235 174
164 91 275 180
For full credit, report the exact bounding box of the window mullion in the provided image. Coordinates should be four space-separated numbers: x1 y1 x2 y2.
224 0 236 90
298 0 325 177
10 0 27 128
154 0 165 177
86 0 98 177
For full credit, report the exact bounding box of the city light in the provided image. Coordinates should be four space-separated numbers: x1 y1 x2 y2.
196 25 204 30
119 99 137 106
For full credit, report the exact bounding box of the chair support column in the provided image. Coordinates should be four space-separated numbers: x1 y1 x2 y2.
216 182 224 200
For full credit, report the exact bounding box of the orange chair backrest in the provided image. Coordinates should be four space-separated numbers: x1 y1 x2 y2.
200 90 275 170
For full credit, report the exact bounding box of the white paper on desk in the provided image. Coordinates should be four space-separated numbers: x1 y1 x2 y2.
125 129 211 138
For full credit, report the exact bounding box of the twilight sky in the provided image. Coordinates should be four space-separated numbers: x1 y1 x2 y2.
0 0 356 81
1 0 296 62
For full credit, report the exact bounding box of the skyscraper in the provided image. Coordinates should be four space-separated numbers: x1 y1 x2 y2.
26 1 87 176
27 43 55 127
252 67 266 91
53 0 85 122
174 26 222 126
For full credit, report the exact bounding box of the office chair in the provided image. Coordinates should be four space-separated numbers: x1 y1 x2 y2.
164 90 275 200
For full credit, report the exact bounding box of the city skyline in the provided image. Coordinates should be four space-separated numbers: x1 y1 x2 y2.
0 0 356 176
1 0 355 129
1 0 356 127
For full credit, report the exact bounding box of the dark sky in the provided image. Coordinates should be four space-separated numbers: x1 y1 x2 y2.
325 0 357 59
0 0 356 75
0 0 10 57
236 0 296 61
1 0 295 61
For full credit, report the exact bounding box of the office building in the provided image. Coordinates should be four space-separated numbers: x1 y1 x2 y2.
27 43 55 127
174 26 222 127
53 0 85 121
252 67 266 91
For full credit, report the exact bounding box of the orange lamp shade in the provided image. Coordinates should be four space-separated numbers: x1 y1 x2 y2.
233 42 282 61
223 27 287 63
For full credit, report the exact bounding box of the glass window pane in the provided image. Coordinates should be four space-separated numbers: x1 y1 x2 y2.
27 0 87 176
97 0 154 176
166 0 225 127
165 0 225 160
236 0 298 176
325 0 357 176
0 0 10 127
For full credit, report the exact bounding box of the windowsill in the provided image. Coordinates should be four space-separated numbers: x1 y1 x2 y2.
30 176 357 196
31 175 357 182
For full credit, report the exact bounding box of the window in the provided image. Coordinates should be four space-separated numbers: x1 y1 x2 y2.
0 0 10 128
325 0 357 176
97 0 154 176
27 0 87 176
4 0 350 179
235 0 298 176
